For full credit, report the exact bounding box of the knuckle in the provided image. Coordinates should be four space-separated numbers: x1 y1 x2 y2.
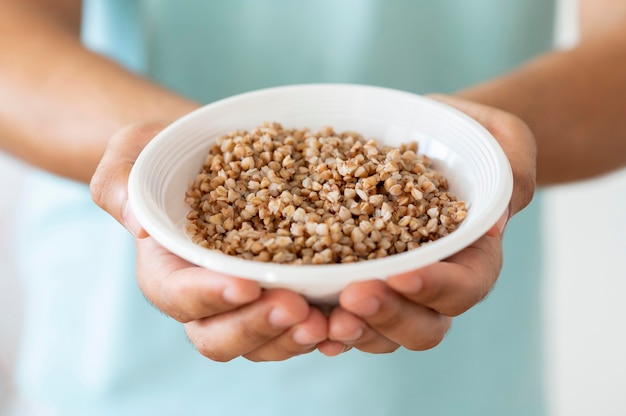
161 293 197 323
186 328 236 363
370 303 404 330
357 344 399 354
414 278 445 306
243 354 266 363
240 322 274 346
198 347 236 363
166 308 192 324
405 317 451 351
405 334 444 351
442 303 472 317
153 297 190 323
352 333 399 354
170 283 215 322
88 168 108 209
89 163 125 221
135 272 189 322
442 287 488 317
244 342 316 362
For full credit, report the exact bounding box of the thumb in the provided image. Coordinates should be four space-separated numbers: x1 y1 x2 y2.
427 93 537 217
90 121 169 238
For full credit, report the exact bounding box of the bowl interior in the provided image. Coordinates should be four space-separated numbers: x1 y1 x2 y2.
129 84 512 303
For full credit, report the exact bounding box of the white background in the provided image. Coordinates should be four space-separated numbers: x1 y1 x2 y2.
545 1 626 415
1 0 625 414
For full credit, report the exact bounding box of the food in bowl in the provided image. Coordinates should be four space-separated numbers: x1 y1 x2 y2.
184 122 467 265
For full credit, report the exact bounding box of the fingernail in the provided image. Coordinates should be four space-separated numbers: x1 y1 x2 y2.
292 328 320 346
123 200 142 237
393 274 423 294
350 297 380 317
340 327 363 343
222 286 257 305
268 307 301 328
496 207 510 235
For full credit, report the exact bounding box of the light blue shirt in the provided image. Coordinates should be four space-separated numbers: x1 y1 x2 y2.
14 1 554 415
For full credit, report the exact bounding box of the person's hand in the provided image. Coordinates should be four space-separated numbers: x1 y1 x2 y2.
90 94 537 360
318 95 537 356
90 121 328 362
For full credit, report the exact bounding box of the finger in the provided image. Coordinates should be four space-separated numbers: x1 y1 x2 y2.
90 121 169 237
386 233 503 317
243 307 328 362
485 206 510 237
339 280 452 351
326 306 400 354
427 94 536 215
136 237 261 322
316 340 349 357
185 289 310 362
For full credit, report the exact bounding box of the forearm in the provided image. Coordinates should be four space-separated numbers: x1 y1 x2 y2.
0 3 198 183
458 24 626 185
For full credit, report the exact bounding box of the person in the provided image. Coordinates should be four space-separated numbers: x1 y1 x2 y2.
1 0 625 415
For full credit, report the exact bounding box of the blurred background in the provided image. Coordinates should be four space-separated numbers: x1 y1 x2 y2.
1 0 625 414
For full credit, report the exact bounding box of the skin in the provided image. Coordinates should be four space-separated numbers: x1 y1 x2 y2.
459 0 626 184
1 0 625 361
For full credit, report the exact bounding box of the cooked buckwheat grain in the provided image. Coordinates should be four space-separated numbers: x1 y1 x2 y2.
185 122 466 265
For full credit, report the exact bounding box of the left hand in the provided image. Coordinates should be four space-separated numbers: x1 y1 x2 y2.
318 95 536 355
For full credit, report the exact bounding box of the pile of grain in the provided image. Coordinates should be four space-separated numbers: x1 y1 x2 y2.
185 122 466 264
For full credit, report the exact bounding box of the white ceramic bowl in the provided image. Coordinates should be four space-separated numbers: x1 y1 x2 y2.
128 84 512 304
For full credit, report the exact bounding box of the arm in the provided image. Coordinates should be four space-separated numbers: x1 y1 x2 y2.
325 2 626 354
1 0 326 362
458 0 626 185
0 0 197 182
